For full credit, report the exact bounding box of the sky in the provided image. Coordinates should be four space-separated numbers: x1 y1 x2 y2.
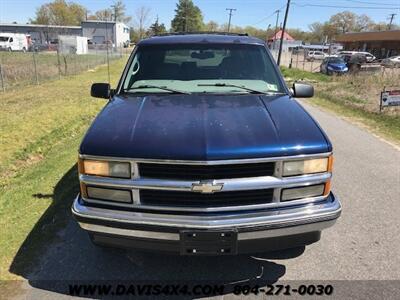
0 0 399 31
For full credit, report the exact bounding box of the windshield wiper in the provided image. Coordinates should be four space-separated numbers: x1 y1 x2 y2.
125 85 190 95
197 83 267 94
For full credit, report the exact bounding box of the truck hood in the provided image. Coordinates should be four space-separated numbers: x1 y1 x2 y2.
80 94 331 160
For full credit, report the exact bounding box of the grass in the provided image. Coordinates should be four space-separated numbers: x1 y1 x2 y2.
0 58 127 280
282 66 400 145
280 66 331 83
310 97 400 144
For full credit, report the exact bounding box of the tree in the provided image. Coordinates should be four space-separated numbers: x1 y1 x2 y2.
171 0 204 32
110 0 132 23
329 11 357 34
205 21 218 31
354 14 374 32
309 19 347 43
94 9 113 21
134 6 151 40
148 17 167 36
30 0 86 26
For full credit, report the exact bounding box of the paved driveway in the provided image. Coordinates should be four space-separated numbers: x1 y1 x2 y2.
9 103 400 299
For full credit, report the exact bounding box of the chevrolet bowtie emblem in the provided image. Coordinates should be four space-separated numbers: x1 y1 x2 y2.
191 181 224 193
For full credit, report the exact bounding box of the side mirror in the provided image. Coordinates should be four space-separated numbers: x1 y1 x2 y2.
91 83 111 99
292 82 314 98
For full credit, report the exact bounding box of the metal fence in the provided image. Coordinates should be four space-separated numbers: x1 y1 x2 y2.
270 49 399 75
0 47 131 92
270 50 323 73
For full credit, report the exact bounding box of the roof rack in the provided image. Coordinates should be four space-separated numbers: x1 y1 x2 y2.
153 31 249 37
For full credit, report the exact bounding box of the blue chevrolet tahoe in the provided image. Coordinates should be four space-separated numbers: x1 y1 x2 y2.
72 33 341 255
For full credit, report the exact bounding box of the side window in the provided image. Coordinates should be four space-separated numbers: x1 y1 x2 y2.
9 37 13 42
124 52 141 89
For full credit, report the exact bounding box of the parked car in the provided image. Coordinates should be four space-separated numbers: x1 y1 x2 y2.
320 56 349 75
0 33 28 52
338 51 376 62
73 33 341 255
306 50 327 61
346 53 368 73
381 56 400 68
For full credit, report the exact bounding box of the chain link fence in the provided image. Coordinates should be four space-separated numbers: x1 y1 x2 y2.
271 49 400 76
270 49 323 73
0 46 131 92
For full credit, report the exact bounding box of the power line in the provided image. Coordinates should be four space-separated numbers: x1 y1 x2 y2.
226 8 236 32
293 3 400 9
251 4 286 26
252 11 277 26
343 0 398 6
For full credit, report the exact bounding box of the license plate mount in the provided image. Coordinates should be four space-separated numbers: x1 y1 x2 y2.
180 230 238 255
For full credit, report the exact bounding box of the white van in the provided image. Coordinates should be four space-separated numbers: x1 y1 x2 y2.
0 33 29 52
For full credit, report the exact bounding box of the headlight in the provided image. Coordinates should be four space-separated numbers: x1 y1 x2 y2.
281 184 325 201
79 159 131 178
86 186 132 203
283 156 332 176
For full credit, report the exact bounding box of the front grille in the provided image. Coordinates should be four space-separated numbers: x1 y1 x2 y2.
138 162 275 180
140 189 274 208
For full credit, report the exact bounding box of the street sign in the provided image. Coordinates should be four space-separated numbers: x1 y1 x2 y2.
380 90 400 111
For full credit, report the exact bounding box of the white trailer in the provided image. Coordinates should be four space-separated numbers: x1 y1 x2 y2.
0 33 28 51
59 35 88 55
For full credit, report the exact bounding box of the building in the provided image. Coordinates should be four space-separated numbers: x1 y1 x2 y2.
81 21 130 47
267 30 302 52
0 23 81 44
335 30 400 58
296 44 343 54
0 21 130 48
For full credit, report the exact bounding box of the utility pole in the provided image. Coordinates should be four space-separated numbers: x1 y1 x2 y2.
273 10 280 50
226 8 236 32
274 10 280 36
277 0 291 66
388 13 396 30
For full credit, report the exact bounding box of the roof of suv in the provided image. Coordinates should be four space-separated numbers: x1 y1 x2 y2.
138 33 265 46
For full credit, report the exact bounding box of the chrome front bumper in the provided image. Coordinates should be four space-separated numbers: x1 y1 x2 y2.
72 192 341 243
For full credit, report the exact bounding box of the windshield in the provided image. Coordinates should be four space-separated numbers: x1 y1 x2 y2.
0 37 10 42
122 43 285 94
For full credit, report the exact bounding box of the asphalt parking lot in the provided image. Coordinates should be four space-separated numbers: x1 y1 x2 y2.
9 102 400 299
